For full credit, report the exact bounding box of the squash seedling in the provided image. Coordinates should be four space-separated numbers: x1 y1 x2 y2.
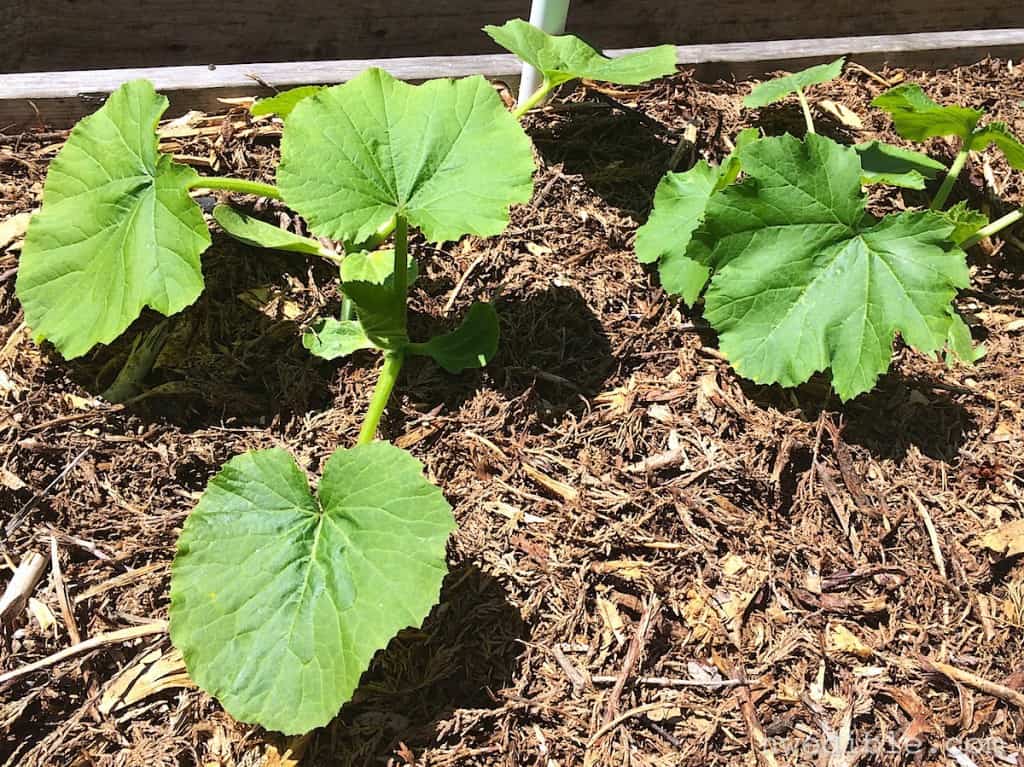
873 83 1024 242
639 61 982 401
16 68 535 734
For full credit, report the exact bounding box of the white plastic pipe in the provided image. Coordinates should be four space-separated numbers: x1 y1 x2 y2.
518 0 571 107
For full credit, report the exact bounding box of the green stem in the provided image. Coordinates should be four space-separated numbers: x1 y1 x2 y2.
962 207 1024 248
357 351 405 445
188 176 282 199
931 148 969 210
392 216 409 317
513 79 555 119
795 87 815 135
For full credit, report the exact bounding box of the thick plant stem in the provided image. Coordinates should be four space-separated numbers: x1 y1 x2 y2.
101 320 172 403
962 208 1024 248
795 87 815 135
357 352 405 445
188 176 282 200
392 216 409 320
931 148 969 210
513 80 554 119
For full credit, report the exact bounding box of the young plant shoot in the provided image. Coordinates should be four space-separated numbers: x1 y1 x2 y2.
485 18 677 116
16 66 535 735
639 62 984 401
873 83 1024 239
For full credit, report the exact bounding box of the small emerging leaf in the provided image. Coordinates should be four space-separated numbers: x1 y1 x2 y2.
940 201 989 245
213 205 323 256
970 122 1024 170
743 58 845 109
16 80 211 358
691 134 972 401
341 249 417 286
169 444 455 734
250 86 325 119
409 302 499 373
484 19 676 87
302 318 374 359
854 141 945 190
872 84 982 142
278 69 535 244
718 128 760 190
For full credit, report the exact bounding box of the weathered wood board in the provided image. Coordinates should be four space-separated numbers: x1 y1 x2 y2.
2 0 1019 74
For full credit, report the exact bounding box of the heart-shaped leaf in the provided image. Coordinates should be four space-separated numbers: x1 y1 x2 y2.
484 19 676 87
302 318 374 359
408 302 500 372
854 141 946 189
250 86 325 119
690 134 972 400
743 58 845 108
872 84 982 142
169 443 455 734
277 69 535 244
16 79 211 358
213 205 325 257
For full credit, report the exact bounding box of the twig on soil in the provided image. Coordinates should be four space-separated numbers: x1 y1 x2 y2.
591 674 742 688
49 536 81 644
443 251 486 314
6 447 91 537
921 657 1024 709
911 494 947 579
588 701 685 745
601 596 661 725
0 551 47 625
729 664 780 767
0 621 167 687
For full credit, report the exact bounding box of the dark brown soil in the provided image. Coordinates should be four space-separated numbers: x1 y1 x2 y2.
2 59 1024 767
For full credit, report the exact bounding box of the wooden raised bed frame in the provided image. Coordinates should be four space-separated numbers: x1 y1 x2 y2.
0 28 1022 130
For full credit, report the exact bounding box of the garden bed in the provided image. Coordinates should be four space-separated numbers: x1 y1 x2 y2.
2 57 1024 766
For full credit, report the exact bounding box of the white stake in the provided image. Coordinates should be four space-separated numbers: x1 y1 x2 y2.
518 0 571 108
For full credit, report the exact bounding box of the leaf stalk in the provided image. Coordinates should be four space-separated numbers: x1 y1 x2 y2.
513 79 555 119
931 148 969 210
795 87 815 135
188 176 283 200
357 351 405 445
962 207 1024 248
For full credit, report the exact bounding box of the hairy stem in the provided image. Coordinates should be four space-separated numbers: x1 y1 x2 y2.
513 79 555 119
931 148 970 210
795 87 815 135
188 176 282 199
357 352 405 444
355 215 411 445
962 208 1024 249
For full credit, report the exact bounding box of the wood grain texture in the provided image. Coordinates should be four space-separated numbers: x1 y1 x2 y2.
1 30 1022 130
2 0 1019 74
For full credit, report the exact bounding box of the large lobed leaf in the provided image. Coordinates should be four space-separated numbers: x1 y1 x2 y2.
743 58 845 108
169 443 455 734
16 80 211 358
277 68 535 245
484 19 676 86
688 134 972 400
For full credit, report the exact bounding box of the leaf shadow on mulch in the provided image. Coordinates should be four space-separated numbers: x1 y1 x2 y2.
304 565 528 767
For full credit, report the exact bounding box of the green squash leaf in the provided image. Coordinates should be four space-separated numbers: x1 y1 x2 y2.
635 161 719 303
743 58 845 108
409 302 499 373
302 318 375 359
213 205 324 256
854 140 946 189
484 19 676 86
250 86 325 119
169 444 454 734
969 122 1024 169
15 79 211 359
341 249 418 286
342 279 406 350
277 69 535 244
940 200 989 245
693 134 972 401
872 84 982 142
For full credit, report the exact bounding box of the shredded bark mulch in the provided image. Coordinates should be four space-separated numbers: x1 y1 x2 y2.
1 58 1023 766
